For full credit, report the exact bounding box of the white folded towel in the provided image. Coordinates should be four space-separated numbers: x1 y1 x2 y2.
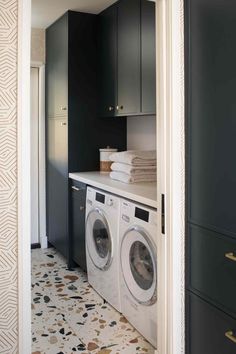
110 171 156 184
111 162 156 176
109 150 156 166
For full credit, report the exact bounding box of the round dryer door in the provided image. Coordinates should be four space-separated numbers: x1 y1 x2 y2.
86 208 112 270
121 226 157 305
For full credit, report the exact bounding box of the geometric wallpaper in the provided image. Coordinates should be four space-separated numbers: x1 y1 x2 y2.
0 0 18 353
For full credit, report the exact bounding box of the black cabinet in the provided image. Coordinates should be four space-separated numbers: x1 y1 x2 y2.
47 118 68 256
46 11 127 261
70 180 87 271
188 224 236 317
117 0 141 116
187 292 236 354
46 14 68 118
98 5 117 117
98 0 156 117
186 0 236 352
141 0 156 114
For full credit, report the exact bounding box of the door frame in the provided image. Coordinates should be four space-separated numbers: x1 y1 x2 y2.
156 0 185 353
30 62 47 249
17 0 185 353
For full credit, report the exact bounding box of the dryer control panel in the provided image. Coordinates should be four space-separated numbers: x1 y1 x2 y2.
121 200 157 227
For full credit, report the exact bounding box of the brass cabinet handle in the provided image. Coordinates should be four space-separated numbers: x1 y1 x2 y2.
61 122 67 126
80 206 85 211
225 252 236 262
116 105 124 111
61 106 67 111
225 331 236 343
72 186 80 191
108 106 114 111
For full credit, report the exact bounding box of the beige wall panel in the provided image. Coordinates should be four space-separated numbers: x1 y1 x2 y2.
0 0 18 353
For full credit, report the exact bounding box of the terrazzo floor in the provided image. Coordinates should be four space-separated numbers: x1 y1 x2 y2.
31 248 155 354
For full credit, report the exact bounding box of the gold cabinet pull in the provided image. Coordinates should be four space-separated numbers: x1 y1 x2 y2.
225 252 236 262
225 331 236 344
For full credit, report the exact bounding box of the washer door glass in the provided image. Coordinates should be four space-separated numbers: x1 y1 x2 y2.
86 208 112 270
129 241 154 291
121 227 157 305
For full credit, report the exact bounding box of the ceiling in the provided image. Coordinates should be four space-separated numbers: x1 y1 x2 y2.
31 0 117 29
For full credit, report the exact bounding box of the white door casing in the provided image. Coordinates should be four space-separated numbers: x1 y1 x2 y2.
17 0 185 353
156 0 185 354
30 67 39 245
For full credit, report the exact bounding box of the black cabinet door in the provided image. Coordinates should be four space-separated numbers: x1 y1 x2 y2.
47 118 68 257
71 181 87 271
187 0 236 238
141 0 156 114
46 14 68 118
188 224 236 317
98 5 117 117
117 0 141 116
187 292 236 354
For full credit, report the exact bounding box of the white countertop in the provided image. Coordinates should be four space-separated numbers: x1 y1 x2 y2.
69 171 157 209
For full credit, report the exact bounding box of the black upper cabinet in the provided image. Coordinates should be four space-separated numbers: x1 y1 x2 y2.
98 0 156 117
117 0 141 116
46 14 68 118
141 0 156 114
98 5 117 117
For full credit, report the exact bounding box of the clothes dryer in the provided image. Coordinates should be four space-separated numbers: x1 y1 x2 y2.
119 199 157 347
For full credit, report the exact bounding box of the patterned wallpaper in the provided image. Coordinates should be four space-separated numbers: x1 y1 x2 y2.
0 0 18 353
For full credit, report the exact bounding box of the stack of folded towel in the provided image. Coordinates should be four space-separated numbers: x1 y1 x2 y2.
109 150 156 184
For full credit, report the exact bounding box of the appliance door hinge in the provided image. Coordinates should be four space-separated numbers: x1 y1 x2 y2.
161 194 165 234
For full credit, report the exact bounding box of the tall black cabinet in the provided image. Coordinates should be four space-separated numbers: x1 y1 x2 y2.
46 11 127 260
186 0 236 352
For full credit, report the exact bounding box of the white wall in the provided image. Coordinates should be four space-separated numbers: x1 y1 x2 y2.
127 115 156 150
31 28 45 63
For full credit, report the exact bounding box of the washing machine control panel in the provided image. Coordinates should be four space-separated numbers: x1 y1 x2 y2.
86 187 118 210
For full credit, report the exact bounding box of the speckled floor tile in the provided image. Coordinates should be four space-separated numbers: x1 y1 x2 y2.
31 248 155 354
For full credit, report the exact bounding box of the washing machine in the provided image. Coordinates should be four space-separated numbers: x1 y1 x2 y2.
119 199 157 348
85 186 121 312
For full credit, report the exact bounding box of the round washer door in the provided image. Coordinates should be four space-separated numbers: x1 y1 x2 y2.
86 208 112 270
121 226 157 305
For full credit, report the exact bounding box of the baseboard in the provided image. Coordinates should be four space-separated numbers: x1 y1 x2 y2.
31 243 41 249
40 235 48 249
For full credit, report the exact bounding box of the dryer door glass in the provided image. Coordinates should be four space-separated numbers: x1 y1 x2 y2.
121 227 157 305
86 208 112 270
129 241 154 290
